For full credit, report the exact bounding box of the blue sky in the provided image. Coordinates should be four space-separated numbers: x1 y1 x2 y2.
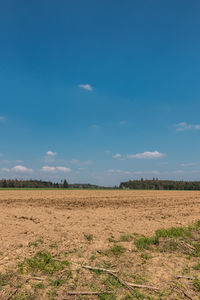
1 0 200 186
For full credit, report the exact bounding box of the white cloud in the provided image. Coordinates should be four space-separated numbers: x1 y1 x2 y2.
78 84 93 91
120 121 127 125
127 150 165 159
113 153 122 159
12 165 33 173
46 151 57 156
0 153 3 157
44 151 57 163
173 170 185 174
107 169 160 175
180 163 196 167
42 166 71 172
176 122 200 131
91 124 100 129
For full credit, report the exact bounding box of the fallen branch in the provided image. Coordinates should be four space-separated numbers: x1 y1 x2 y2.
64 291 113 295
126 282 159 291
26 276 44 282
175 276 193 280
82 265 159 294
82 265 117 273
6 289 17 300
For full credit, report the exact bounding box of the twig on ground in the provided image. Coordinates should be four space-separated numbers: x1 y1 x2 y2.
6 289 17 300
82 265 159 294
126 282 159 291
175 275 193 280
64 291 113 295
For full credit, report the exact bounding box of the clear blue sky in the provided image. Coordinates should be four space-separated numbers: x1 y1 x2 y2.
0 0 200 186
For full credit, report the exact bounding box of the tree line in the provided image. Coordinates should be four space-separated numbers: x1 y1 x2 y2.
119 179 200 190
0 179 106 189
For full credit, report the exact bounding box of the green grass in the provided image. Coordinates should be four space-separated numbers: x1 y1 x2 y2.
107 244 126 256
18 251 70 275
120 234 134 242
84 234 94 242
134 220 200 251
134 236 159 250
193 262 200 270
193 277 200 292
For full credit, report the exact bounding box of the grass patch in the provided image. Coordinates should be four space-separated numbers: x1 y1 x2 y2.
134 220 200 252
120 234 134 242
134 236 158 250
193 262 200 270
193 277 200 292
84 234 94 242
107 244 126 256
18 251 70 275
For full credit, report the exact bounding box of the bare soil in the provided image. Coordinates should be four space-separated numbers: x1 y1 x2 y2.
0 190 200 299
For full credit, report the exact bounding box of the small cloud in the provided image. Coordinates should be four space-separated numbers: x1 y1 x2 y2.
127 150 165 159
107 169 123 173
12 165 33 173
113 153 122 159
46 151 57 156
107 169 160 175
120 121 127 125
175 122 200 132
41 166 71 172
91 124 100 129
180 163 196 167
78 84 93 91
173 170 185 174
0 153 3 157
44 151 57 163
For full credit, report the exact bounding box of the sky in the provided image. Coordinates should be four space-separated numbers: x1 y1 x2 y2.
0 0 200 186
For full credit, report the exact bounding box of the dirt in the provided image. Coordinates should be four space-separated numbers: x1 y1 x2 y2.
0 190 200 299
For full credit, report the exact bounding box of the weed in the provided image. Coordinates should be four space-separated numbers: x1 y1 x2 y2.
84 234 94 242
193 262 200 270
193 277 200 292
18 251 70 275
108 244 126 256
141 252 152 260
120 234 134 242
134 236 158 250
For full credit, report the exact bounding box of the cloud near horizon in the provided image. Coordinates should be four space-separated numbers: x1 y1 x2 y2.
78 84 93 91
41 166 71 172
12 165 33 173
127 150 165 159
113 153 122 159
176 122 200 131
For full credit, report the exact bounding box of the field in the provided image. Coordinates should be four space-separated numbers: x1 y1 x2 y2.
1 190 200 299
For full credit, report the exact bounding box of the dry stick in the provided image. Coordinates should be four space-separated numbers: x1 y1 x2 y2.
83 265 144 294
126 282 159 291
175 287 194 300
82 265 117 273
6 289 17 300
175 275 193 280
65 291 113 296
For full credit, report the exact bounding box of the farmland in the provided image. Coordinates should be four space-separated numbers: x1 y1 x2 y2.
1 190 200 299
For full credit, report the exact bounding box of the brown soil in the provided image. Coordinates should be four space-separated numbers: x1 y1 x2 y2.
0 190 200 299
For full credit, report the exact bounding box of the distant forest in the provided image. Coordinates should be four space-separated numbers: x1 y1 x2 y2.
119 179 200 190
0 179 104 189
1 178 200 190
